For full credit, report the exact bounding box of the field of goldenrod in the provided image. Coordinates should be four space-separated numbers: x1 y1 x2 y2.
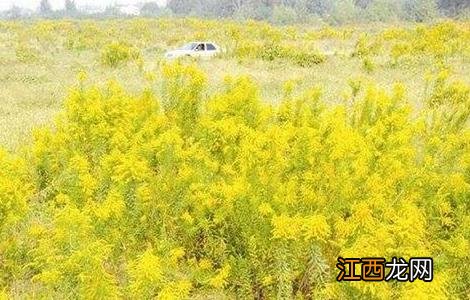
0 19 469 299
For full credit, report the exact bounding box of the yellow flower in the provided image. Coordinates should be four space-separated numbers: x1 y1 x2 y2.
181 211 194 225
258 202 274 216
302 215 330 241
77 70 88 82
28 223 47 238
208 264 231 289
271 215 301 240
169 247 185 264
157 280 192 300
198 258 212 270
261 275 273 286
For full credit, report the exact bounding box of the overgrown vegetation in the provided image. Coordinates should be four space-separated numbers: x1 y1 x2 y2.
0 18 469 298
2 60 469 299
100 42 142 68
1 0 469 24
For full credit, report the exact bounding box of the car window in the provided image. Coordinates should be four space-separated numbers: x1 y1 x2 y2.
206 43 216 51
195 43 205 51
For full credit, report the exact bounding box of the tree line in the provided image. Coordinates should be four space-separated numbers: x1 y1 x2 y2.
165 0 468 23
1 0 468 24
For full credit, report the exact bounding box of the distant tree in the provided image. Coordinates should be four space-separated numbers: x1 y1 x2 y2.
229 0 249 11
331 0 359 23
167 0 224 17
205 0 238 18
272 5 300 24
234 1 273 20
154 0 468 22
65 0 77 14
168 0 193 14
363 0 402 22
4 5 23 19
354 0 373 9
39 0 52 15
103 4 121 17
304 0 335 16
169 0 270 18
438 0 470 17
141 2 161 15
401 0 438 21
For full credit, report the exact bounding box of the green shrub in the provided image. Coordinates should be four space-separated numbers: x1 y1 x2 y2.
259 43 285 61
100 42 142 68
289 50 326 67
15 43 40 63
362 57 375 73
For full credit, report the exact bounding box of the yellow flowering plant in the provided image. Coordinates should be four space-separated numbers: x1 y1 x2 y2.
0 18 468 299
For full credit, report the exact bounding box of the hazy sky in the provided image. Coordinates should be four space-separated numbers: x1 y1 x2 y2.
0 0 167 11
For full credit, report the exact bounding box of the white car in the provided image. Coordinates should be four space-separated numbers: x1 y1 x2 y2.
164 42 221 59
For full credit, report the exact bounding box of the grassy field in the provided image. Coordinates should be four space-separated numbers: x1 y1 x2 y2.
0 18 469 299
1 19 468 150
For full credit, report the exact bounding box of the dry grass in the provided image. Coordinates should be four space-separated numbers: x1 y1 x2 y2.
0 22 468 151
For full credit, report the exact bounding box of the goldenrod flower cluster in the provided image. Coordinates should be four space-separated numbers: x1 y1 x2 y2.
0 18 468 299
0 60 467 298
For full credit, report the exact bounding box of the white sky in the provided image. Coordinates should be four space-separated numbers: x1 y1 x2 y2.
0 0 167 11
